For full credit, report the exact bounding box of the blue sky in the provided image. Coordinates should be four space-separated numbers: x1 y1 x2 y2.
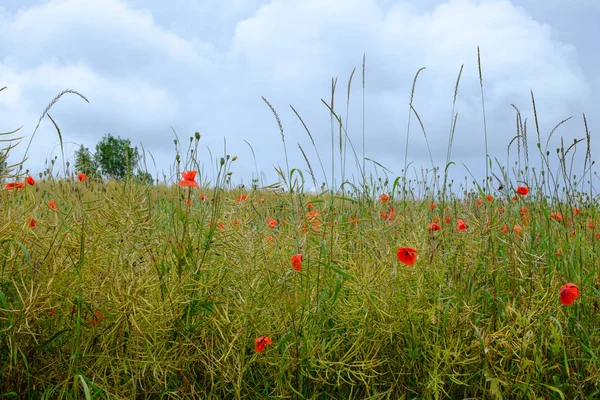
1 0 598 190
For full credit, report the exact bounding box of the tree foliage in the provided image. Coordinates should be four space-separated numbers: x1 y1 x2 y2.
94 134 140 180
74 145 98 177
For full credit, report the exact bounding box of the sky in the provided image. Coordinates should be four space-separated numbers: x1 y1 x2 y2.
1 0 598 191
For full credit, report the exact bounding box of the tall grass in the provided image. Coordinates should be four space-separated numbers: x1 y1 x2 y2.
1 55 599 399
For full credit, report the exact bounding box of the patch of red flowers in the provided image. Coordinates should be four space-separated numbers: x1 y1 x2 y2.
4 182 24 190
254 336 273 353
516 185 529 196
178 171 198 187
380 194 389 203
560 283 579 306
266 218 278 230
291 254 303 271
236 194 247 202
397 247 417 266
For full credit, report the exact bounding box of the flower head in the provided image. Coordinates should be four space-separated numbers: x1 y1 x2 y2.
516 185 529 196
397 247 417 266
560 283 579 306
25 176 35 186
77 173 89 182
266 218 278 230
178 171 198 187
291 254 303 271
380 194 389 203
429 222 441 232
254 336 273 353
4 182 24 190
457 219 468 231
28 217 36 229
48 200 57 211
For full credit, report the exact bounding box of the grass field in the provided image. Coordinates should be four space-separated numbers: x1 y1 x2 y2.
1 68 599 399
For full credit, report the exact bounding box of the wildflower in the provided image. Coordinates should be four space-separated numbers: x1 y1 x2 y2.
380 207 395 222
266 235 274 243
445 215 451 225
516 185 529 196
498 207 505 214
89 310 105 327
511 195 518 201
25 176 35 186
48 200 57 211
519 207 527 217
4 182 24 190
589 221 596 230
457 219 468 231
77 173 89 182
513 225 522 235
573 207 580 216
178 171 198 187
429 222 441 231
185 198 192 206
550 212 563 222
307 203 314 210
236 194 247 202
349 216 359 225
259 198 265 203
486 194 493 202
397 247 417 266
266 218 278 230
429 203 437 211
28 218 36 229
476 198 484 207
254 336 273 353
380 194 389 203
501 225 509 234
291 254 303 271
199 193 206 202
560 283 579 306
556 248 562 258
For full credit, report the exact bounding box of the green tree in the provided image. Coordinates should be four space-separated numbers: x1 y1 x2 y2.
94 134 140 179
74 145 98 177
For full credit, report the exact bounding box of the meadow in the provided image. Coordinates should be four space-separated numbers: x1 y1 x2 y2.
1 63 599 399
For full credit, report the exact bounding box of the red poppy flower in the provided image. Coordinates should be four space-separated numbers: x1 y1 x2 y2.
560 283 579 306
501 225 509 234
486 194 493 202
266 235 274 243
25 176 35 186
199 193 206 202
307 203 314 210
28 218 36 229
550 212 563 222
513 225 522 235
4 182 25 190
588 221 596 230
266 218 278 230
77 173 89 182
89 310 105 327
259 198 265 203
573 207 580 216
429 203 437 211
48 200 57 211
254 336 273 353
476 198 483 207
236 194 247 202
291 254 303 271
380 207 395 221
444 216 451 224
516 185 529 196
396 247 417 266
511 195 518 201
429 223 441 231
380 194 389 203
457 219 468 231
185 199 192 206
178 171 198 187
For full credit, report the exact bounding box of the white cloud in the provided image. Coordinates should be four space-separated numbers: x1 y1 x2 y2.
0 0 595 188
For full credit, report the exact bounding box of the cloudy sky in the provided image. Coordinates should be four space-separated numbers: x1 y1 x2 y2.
1 0 598 190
